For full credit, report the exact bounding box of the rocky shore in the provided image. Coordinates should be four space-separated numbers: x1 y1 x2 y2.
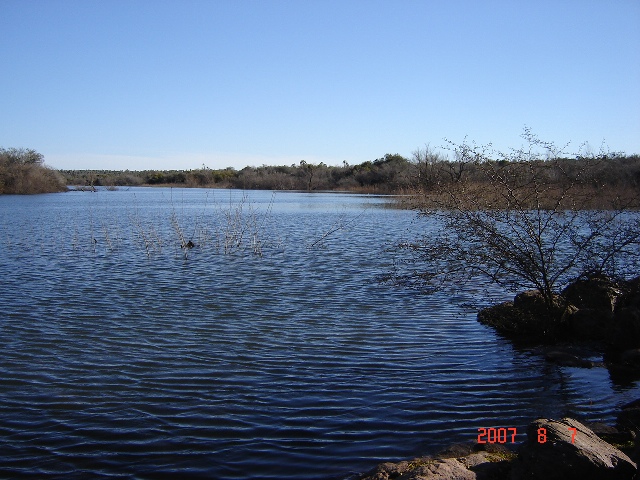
477 274 640 375
354 274 640 479
355 406 639 479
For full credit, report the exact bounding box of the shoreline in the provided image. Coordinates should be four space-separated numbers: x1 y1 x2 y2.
351 410 639 480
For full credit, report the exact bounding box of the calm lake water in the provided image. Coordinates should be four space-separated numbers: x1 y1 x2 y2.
1 187 638 479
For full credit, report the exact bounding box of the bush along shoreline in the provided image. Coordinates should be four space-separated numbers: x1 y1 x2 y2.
59 149 640 200
0 147 67 194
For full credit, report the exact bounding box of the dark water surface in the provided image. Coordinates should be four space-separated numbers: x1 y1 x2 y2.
1 188 638 479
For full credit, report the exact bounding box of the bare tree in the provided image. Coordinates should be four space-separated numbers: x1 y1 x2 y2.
411 144 448 190
0 147 44 165
391 129 640 308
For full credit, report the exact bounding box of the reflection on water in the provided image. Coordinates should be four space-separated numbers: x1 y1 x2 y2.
0 188 638 479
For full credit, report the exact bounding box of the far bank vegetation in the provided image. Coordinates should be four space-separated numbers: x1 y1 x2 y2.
60 150 640 201
60 154 414 193
3 139 640 200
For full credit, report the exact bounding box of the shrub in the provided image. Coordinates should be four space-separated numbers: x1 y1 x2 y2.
0 148 67 194
390 130 640 307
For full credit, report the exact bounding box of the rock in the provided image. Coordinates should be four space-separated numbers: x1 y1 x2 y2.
477 301 558 339
440 443 514 479
511 417 637 479
478 301 534 335
604 350 640 384
357 457 477 480
356 443 514 480
477 275 639 350
618 276 640 310
478 294 572 341
513 290 546 310
544 350 595 368
618 398 640 435
586 422 622 437
563 274 624 312
463 448 514 479
611 277 640 349
359 460 412 480
587 422 633 447
398 457 477 479
514 290 564 312
567 307 614 341
513 290 570 326
611 307 640 350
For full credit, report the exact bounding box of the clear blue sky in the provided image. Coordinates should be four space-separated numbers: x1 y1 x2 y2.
1 0 639 171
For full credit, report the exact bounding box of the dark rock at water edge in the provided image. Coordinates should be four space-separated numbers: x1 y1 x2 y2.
562 274 624 312
477 275 640 372
612 307 640 351
512 418 636 480
477 301 541 336
477 290 574 341
543 349 596 368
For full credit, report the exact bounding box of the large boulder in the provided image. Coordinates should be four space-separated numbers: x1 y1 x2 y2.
511 417 637 479
477 301 539 336
562 274 624 312
561 275 624 341
606 276 640 354
618 276 640 310
513 290 564 312
611 307 640 351
478 291 573 341
567 307 614 341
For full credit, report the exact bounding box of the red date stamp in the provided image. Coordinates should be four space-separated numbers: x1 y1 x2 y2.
477 427 518 444
478 427 578 444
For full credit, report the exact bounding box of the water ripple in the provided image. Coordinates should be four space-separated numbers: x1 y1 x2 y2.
1 188 638 479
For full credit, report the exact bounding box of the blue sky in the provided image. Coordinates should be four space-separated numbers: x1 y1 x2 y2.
1 0 639 170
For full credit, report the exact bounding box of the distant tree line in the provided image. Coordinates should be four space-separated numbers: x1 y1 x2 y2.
59 150 640 196
0 147 67 194
59 153 416 193
3 145 640 196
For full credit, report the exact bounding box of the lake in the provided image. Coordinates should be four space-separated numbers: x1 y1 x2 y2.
1 187 638 479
